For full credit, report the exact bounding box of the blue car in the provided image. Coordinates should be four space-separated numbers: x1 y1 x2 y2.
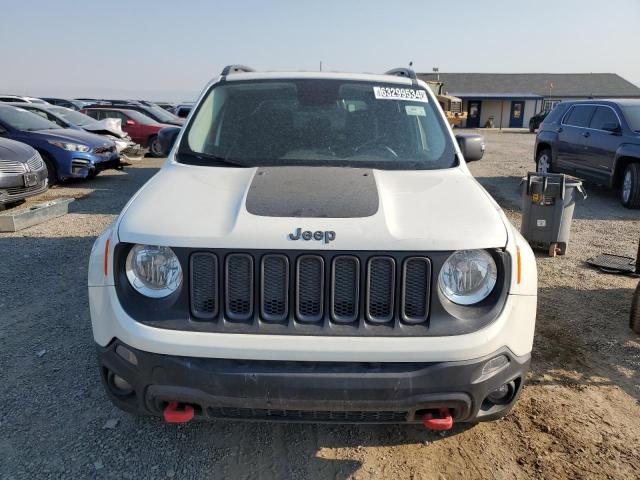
0 104 120 184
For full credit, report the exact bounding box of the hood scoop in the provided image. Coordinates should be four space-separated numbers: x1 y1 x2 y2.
245 166 379 218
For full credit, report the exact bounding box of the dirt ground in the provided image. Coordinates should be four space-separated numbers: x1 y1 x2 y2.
1 132 639 479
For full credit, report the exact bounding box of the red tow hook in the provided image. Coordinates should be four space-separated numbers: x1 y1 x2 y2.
163 401 195 423
422 408 453 431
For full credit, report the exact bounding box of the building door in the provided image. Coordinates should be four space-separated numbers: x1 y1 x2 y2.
467 101 482 128
509 101 525 128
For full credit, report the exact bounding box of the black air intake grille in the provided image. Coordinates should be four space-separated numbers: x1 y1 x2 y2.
261 254 289 321
206 407 407 423
401 257 431 323
190 253 218 319
331 256 360 323
187 250 435 336
366 257 395 323
225 254 254 320
296 255 324 322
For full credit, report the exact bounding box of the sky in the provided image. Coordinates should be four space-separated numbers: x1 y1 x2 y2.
1 0 639 101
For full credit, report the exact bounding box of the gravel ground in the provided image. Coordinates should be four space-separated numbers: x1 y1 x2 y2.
1 134 639 479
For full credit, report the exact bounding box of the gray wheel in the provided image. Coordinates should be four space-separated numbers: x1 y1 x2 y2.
536 149 552 174
621 163 640 209
630 283 640 334
148 135 163 158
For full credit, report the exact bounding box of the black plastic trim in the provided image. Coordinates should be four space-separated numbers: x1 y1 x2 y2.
295 255 325 323
189 252 219 319
365 256 396 324
260 254 289 322
97 340 531 424
401 257 432 324
112 245 511 337
224 253 254 321
330 256 360 324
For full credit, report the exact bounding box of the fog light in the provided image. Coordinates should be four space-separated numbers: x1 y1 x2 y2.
107 370 134 397
487 381 515 405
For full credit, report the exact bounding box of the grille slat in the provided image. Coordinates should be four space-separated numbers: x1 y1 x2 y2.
26 154 44 171
190 253 218 319
296 255 324 323
0 160 26 174
207 406 407 422
331 256 360 323
401 257 431 323
225 254 254 321
261 254 289 322
366 257 396 323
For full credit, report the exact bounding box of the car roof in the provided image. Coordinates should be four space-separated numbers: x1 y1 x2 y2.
83 107 140 114
221 70 414 85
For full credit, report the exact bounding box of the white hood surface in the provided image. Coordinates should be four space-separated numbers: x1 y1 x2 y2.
118 163 507 251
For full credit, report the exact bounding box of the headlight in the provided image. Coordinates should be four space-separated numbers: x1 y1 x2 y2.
125 244 182 298
438 250 497 305
47 140 90 152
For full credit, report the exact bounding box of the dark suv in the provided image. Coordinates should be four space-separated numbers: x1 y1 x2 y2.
535 100 640 208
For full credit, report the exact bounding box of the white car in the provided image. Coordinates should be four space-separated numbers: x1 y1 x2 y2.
88 65 537 428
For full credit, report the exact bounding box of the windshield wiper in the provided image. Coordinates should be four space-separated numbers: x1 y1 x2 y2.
178 151 246 168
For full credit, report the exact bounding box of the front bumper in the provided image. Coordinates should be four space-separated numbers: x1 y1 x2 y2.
98 339 530 424
57 150 121 179
0 169 48 204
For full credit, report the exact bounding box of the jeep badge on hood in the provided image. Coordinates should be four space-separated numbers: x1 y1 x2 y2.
288 228 336 244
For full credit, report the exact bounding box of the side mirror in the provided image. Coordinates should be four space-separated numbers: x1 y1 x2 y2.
158 126 181 156
601 122 621 134
126 119 136 126
455 133 485 162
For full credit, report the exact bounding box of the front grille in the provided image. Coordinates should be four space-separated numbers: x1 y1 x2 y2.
26 154 44 171
5 184 44 195
93 145 115 154
450 100 462 114
189 250 433 335
206 407 408 423
0 160 26 174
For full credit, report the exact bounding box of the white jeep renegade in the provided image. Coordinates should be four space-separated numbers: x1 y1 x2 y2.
88 66 537 428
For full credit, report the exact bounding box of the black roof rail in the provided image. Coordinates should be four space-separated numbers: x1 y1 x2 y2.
220 65 255 76
384 68 417 81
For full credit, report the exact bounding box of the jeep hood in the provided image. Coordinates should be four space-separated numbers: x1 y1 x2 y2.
118 163 508 251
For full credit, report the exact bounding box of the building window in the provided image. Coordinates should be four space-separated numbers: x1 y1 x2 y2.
543 100 561 112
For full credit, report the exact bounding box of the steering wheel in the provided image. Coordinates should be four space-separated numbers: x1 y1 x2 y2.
354 139 399 158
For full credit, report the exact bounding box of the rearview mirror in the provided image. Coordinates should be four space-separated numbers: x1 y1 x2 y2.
455 133 485 162
126 119 135 126
601 122 621 134
158 126 181 156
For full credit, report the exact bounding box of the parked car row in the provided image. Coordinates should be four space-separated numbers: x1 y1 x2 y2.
534 99 640 208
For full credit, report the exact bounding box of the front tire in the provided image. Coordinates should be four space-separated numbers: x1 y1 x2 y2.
40 152 58 185
620 163 640 209
536 149 552 174
148 135 163 158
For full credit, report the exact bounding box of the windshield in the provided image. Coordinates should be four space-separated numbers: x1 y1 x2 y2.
622 105 640 132
144 104 178 122
180 79 455 169
0 106 61 131
49 106 95 126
